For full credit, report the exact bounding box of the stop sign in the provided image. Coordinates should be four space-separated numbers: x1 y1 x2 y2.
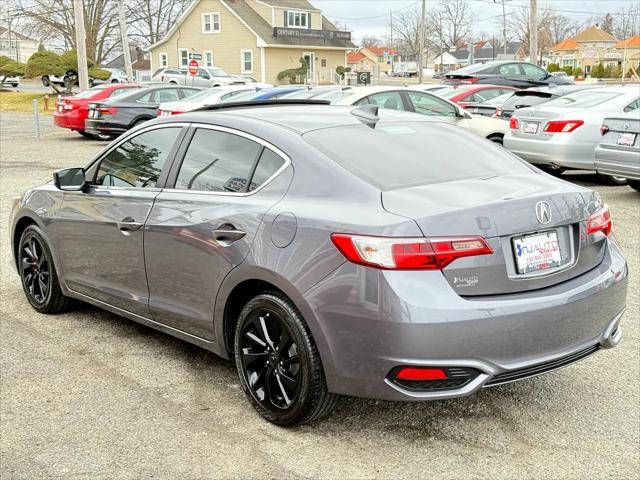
188 59 199 75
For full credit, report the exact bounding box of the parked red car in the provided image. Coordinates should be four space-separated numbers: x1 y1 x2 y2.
436 84 518 108
54 83 143 138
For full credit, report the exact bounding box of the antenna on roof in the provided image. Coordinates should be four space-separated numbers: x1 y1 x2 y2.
351 104 379 128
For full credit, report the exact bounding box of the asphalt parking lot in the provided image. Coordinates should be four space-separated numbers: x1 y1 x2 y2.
1 111 638 479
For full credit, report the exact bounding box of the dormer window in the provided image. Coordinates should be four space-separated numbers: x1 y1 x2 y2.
284 10 311 29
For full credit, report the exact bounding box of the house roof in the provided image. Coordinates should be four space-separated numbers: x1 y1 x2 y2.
0 26 38 42
365 46 396 56
258 0 320 10
615 35 640 49
151 0 354 50
347 52 366 63
552 38 580 51
572 25 617 43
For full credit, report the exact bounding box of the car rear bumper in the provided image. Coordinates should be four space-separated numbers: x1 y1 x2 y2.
504 132 596 170
595 146 640 180
84 118 128 135
54 110 86 131
306 237 628 401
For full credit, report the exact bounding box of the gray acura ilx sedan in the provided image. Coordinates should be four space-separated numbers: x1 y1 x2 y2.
10 101 628 425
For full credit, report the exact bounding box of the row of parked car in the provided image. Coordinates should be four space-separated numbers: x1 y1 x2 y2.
53 76 640 190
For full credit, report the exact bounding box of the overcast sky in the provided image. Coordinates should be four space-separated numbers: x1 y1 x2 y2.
313 0 638 43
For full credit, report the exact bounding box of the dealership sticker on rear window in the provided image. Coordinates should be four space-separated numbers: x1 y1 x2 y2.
512 231 562 274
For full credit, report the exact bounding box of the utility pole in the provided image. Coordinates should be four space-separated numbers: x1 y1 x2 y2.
418 0 426 84
390 10 394 70
73 0 89 91
117 0 134 81
529 0 538 65
494 0 508 55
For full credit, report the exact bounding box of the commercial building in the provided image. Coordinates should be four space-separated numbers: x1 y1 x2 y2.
149 0 355 85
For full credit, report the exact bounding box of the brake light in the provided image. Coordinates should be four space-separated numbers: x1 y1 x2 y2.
97 107 118 115
330 234 493 270
543 120 584 133
396 367 447 381
600 123 609 136
509 117 519 129
586 204 612 236
460 77 480 84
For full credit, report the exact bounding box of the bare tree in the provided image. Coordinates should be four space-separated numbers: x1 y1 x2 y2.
390 5 432 59
506 4 554 59
546 13 580 45
429 0 474 49
360 35 382 49
6 0 119 63
614 5 640 40
125 0 191 46
600 13 614 35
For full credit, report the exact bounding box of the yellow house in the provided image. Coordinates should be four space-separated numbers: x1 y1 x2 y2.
149 0 355 85
346 51 376 73
615 35 640 76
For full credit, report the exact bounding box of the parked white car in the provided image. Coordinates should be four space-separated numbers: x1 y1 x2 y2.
1 75 20 87
329 86 509 143
504 85 640 184
91 68 129 86
595 111 640 191
157 85 261 116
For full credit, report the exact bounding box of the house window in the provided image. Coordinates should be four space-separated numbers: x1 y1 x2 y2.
202 12 220 33
179 48 188 68
241 50 253 74
159 52 168 68
321 59 327 67
204 51 213 67
284 10 311 29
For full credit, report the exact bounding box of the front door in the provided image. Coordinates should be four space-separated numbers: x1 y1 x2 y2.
303 52 315 84
144 125 291 339
55 125 184 317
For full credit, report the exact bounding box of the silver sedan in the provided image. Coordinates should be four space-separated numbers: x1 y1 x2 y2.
504 85 640 184
595 111 640 191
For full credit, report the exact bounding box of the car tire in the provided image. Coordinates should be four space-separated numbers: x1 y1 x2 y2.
538 165 565 177
234 292 339 426
63 76 73 89
597 173 627 186
487 134 504 145
11 83 18 87
18 225 71 314
111 79 119 83
89 78 95 87
628 180 640 192
78 130 94 138
41 76 50 87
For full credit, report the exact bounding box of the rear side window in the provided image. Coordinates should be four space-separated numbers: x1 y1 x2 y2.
498 64 521 75
623 98 640 112
174 129 285 193
155 89 180 102
304 122 531 190
356 91 404 110
94 127 181 188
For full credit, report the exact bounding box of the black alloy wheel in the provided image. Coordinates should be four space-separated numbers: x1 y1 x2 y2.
18 225 70 313
21 234 50 305
234 293 338 426
239 306 302 410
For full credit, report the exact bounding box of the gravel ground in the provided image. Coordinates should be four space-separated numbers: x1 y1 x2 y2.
1 112 638 479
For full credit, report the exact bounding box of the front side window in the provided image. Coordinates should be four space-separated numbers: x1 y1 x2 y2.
94 128 181 188
407 91 458 117
241 50 253 74
175 129 285 193
522 63 547 79
356 91 404 111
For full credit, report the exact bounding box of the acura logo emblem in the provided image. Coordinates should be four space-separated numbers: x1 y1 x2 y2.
536 201 552 224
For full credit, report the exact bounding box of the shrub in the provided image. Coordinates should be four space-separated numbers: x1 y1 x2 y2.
561 66 573 75
336 65 351 79
573 67 583 78
277 57 308 84
590 63 606 78
25 50 65 78
547 63 560 73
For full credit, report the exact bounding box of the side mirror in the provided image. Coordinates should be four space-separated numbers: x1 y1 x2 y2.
53 167 87 191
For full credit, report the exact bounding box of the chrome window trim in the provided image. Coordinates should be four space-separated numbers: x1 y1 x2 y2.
86 123 189 191
162 123 292 197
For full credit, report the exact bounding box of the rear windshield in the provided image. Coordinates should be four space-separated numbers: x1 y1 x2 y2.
449 63 491 75
543 91 621 108
74 85 109 98
304 122 531 190
313 89 357 103
502 92 555 110
183 88 224 102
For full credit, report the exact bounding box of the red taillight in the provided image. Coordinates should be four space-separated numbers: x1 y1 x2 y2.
330 234 493 270
586 204 612 236
396 367 447 381
509 117 519 129
97 107 118 115
543 120 584 133
460 77 480 84
600 123 609 136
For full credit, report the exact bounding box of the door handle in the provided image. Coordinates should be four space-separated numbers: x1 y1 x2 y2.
212 227 246 247
117 216 143 235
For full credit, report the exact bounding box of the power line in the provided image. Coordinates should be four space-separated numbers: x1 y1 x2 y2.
469 0 640 16
325 1 420 22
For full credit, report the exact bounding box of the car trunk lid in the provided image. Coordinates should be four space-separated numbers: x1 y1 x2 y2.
381 174 606 295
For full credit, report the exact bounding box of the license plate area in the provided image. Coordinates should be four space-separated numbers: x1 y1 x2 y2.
512 230 562 274
523 121 539 134
617 132 636 146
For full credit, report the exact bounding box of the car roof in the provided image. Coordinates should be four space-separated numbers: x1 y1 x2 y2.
155 104 438 133
574 84 640 94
